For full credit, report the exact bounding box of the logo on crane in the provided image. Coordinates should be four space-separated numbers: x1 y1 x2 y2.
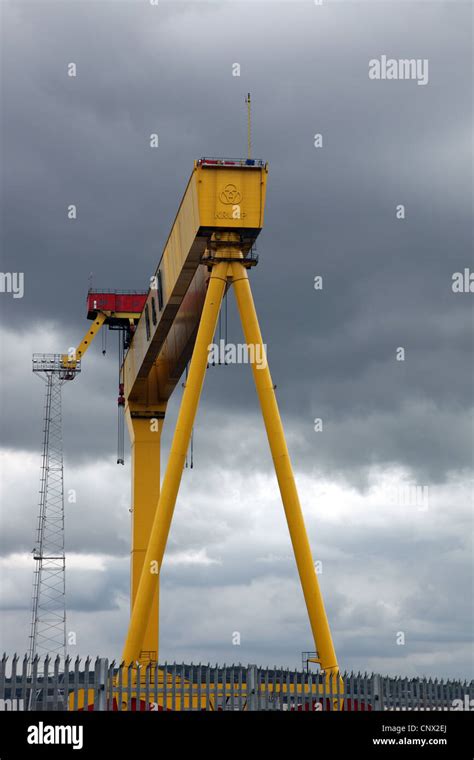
219 184 242 205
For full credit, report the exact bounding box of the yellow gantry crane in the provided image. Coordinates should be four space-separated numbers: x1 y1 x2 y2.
121 158 341 685
65 157 342 704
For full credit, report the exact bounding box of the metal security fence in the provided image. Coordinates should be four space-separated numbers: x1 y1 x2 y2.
0 655 472 712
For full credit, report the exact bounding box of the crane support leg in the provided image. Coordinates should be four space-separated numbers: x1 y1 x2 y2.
230 261 342 691
121 260 229 665
126 408 166 665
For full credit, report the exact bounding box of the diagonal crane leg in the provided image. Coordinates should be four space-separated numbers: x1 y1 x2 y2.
121 260 229 665
230 260 343 696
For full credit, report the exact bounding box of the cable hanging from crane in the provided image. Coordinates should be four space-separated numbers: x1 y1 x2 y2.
184 362 194 469
209 289 229 366
224 287 228 362
117 328 125 465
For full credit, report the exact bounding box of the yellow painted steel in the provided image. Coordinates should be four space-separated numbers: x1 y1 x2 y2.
123 161 268 403
197 163 266 231
126 404 166 665
62 307 144 370
230 261 342 695
124 265 209 407
117 161 342 702
122 257 230 664
61 312 107 368
122 242 342 701
59 304 161 664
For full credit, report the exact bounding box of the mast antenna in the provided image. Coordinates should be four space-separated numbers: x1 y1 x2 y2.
245 92 251 159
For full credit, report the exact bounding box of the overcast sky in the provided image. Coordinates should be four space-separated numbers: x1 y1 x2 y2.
0 0 472 680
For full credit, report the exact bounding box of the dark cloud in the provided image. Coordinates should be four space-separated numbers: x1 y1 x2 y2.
0 0 472 484
0 0 472 677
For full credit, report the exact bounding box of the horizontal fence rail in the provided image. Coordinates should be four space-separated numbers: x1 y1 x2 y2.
0 655 472 712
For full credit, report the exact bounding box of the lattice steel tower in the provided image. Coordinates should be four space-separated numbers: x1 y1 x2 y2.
28 354 80 662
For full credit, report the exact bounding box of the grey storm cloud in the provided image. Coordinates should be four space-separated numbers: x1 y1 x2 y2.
0 0 472 678
0 0 472 485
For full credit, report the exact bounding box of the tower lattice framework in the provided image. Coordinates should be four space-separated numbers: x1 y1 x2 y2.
28 354 79 662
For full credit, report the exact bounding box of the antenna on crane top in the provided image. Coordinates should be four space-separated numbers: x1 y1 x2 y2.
245 92 251 159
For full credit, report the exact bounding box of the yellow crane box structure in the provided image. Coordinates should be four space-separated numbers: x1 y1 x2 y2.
123 157 268 408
